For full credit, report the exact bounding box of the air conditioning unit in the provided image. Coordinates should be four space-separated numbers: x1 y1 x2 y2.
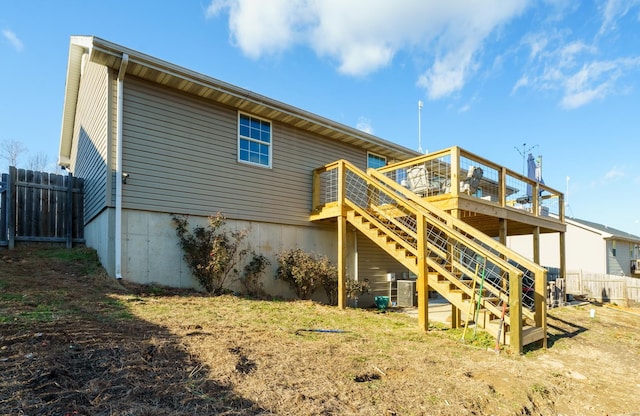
632 259 640 275
397 280 417 307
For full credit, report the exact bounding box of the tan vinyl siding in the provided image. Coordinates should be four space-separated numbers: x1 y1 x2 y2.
356 233 408 296
121 77 365 226
71 58 110 222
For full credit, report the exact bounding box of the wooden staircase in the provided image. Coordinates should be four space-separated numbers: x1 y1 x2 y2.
315 160 548 353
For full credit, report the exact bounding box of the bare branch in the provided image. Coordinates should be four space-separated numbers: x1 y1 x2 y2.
27 152 50 172
1 139 27 167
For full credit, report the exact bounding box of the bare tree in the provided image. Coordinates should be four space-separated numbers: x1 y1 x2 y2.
27 152 50 172
1 139 27 167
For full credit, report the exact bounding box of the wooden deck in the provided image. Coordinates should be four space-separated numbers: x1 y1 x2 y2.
310 147 567 353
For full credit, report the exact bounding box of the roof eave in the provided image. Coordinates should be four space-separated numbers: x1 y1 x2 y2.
58 36 96 167
76 36 418 161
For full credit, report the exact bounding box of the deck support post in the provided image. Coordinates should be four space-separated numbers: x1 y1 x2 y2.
337 161 347 309
533 226 547 348
559 231 566 286
532 226 540 264
451 305 461 328
337 213 347 309
509 269 523 354
417 212 429 331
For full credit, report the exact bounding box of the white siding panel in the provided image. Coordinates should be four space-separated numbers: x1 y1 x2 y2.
121 77 366 225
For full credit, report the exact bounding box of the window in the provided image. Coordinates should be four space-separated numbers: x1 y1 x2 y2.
238 113 271 168
612 240 617 257
367 152 386 169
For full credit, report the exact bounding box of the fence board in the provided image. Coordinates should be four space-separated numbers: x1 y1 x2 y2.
0 173 6 244
41 173 50 237
566 270 640 304
0 166 84 247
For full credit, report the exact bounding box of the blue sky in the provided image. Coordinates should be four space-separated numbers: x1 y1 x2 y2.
1 0 640 235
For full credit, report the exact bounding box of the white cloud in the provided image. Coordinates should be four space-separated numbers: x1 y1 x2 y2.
511 75 529 94
598 0 640 35
206 0 530 97
206 0 313 58
514 24 640 109
2 29 24 52
604 166 625 181
356 117 373 134
561 57 640 108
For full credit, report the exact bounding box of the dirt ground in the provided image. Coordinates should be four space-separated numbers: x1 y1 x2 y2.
1 246 639 415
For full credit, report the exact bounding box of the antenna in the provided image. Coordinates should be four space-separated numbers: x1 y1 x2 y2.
418 100 424 153
565 175 574 217
514 142 538 175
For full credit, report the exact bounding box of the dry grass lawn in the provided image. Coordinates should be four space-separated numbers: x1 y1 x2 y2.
1 246 639 415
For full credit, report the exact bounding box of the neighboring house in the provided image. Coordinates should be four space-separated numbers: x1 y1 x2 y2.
58 36 418 296
508 217 640 277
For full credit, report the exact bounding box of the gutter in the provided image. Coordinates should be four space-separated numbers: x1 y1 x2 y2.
115 53 129 279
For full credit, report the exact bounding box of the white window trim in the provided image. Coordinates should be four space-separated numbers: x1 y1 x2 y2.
237 112 273 169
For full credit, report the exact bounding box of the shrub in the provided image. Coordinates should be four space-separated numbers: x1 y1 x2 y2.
345 278 370 300
240 254 271 298
276 249 337 301
172 213 249 295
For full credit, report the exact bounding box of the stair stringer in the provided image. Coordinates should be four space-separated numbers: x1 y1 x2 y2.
344 202 505 332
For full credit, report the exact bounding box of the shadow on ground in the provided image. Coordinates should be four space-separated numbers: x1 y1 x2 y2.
0 247 270 416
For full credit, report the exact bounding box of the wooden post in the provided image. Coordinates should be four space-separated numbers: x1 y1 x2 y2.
498 218 507 245
451 304 460 329
311 168 320 211
535 267 548 349
532 226 540 264
7 166 16 249
417 212 429 331
337 162 347 309
559 231 566 288
0 173 7 244
532 225 547 346
499 167 507 207
449 207 462 327
509 269 523 354
66 173 74 248
451 147 460 196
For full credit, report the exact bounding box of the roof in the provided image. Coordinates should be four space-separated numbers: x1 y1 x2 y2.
567 217 640 243
59 35 419 167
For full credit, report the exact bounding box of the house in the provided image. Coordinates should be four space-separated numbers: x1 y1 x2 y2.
58 35 418 293
59 36 567 352
508 217 640 277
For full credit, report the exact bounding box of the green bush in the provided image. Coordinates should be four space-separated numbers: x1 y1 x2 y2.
240 254 271 298
345 278 370 300
172 213 249 295
276 249 337 301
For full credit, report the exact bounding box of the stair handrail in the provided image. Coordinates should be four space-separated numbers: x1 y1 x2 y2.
337 160 524 297
369 167 547 278
369 165 547 341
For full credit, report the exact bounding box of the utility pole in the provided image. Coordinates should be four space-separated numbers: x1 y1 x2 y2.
418 100 424 153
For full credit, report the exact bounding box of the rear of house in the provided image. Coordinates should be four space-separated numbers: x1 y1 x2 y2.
58 36 418 297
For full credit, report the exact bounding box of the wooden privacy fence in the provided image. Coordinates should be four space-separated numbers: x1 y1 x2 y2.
1 166 84 248
565 270 640 305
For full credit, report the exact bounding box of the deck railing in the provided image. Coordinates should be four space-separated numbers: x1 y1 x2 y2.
376 146 564 220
